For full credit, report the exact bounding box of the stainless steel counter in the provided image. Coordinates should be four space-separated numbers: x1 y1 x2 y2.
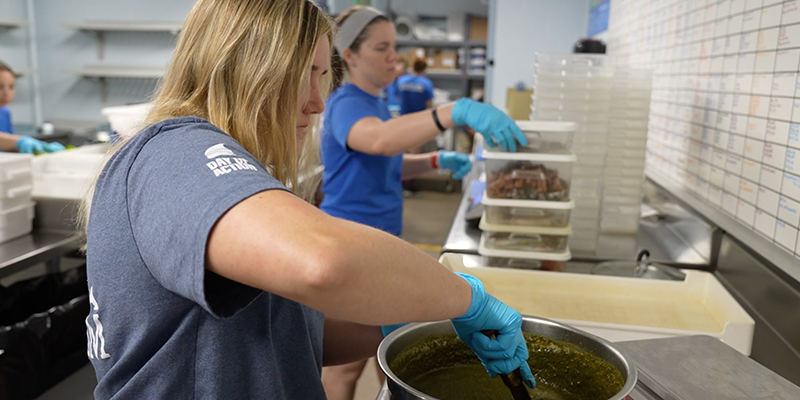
443 178 711 269
0 230 82 279
375 335 800 399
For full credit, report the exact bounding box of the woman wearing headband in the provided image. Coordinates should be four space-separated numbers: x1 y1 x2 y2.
81 1 532 398
320 6 531 400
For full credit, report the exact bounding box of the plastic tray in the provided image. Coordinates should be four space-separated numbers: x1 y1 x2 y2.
600 213 640 234
514 120 576 153
534 87 613 101
0 153 33 183
479 218 572 254
477 236 572 261
481 195 574 228
32 143 110 200
0 177 33 212
0 202 35 244
483 150 575 201
440 253 755 355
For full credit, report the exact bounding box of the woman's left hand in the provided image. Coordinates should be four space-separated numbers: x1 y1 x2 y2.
438 151 472 180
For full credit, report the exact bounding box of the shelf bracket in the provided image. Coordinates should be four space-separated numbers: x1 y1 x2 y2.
96 31 105 59
99 77 108 103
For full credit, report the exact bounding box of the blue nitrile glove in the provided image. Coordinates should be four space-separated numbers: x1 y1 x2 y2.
438 151 472 180
451 98 528 152
381 323 408 337
44 142 66 153
15 136 48 154
451 272 536 388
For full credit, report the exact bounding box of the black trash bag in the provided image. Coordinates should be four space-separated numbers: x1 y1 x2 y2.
0 265 87 327
42 295 89 363
0 313 50 400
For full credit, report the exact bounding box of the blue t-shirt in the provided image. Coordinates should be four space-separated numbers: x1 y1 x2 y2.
86 117 326 399
0 107 11 133
383 77 401 107
321 83 403 235
397 74 434 115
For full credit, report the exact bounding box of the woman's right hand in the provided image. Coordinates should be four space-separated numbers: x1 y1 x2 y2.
450 272 536 388
451 98 527 152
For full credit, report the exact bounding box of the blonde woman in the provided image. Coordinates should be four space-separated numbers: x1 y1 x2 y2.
82 1 533 398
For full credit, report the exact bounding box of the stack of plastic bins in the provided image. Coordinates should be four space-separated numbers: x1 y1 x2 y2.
481 147 575 270
0 153 35 243
601 69 653 234
532 53 614 252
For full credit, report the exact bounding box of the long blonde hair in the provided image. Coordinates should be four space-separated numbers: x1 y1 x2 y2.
79 0 334 237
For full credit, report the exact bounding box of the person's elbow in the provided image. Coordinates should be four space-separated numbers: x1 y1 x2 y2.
294 234 352 297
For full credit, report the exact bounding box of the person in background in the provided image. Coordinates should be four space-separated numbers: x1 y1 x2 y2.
383 58 407 116
397 57 434 116
80 1 533 399
320 6 529 400
0 61 64 154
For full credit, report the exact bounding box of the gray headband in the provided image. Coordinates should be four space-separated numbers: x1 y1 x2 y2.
334 7 385 53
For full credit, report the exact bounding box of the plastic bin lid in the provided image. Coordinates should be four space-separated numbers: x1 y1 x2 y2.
481 193 575 210
515 120 577 132
478 235 573 261
479 214 573 235
482 148 577 162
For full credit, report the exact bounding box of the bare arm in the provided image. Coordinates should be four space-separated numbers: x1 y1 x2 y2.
0 133 20 151
346 102 455 156
401 152 437 180
206 189 471 325
322 318 383 366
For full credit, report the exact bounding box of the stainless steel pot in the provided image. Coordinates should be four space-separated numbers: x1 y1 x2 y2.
377 316 637 400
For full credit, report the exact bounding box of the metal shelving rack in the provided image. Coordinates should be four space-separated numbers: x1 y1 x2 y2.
67 21 181 101
0 19 28 30
393 15 486 99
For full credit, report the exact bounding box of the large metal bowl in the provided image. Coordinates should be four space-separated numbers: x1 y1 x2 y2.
377 316 637 400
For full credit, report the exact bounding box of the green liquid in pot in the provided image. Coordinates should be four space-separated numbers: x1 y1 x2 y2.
389 333 625 400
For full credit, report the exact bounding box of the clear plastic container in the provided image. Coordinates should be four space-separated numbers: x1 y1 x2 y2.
534 75 614 90
609 119 649 130
607 137 648 149
484 150 575 201
572 165 605 178
602 203 641 216
605 176 643 188
604 166 645 179
607 148 648 159
514 120 576 153
609 108 650 120
534 98 612 114
609 98 652 110
605 157 646 169
570 206 600 220
600 213 640 234
570 217 599 231
535 53 614 70
0 202 35 244
533 110 611 124
573 196 602 208
534 87 613 101
603 185 643 198
482 195 575 228
568 235 597 252
535 67 614 79
0 153 33 182
602 194 643 206
481 256 567 271
479 218 571 253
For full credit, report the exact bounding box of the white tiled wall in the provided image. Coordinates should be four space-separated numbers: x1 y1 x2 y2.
608 0 800 259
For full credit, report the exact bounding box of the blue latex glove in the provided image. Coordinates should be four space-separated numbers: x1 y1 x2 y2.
44 142 66 152
451 98 528 152
381 323 408 337
438 151 472 180
15 136 46 154
451 272 536 388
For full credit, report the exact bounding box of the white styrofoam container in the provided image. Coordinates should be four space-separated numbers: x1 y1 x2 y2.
101 103 152 139
481 195 575 228
32 143 110 200
440 253 755 355
0 177 33 211
0 202 35 244
0 153 33 182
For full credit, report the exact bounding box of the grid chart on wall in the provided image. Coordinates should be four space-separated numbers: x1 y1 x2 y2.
607 0 800 259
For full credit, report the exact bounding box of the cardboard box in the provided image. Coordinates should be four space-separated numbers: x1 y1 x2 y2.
505 88 533 120
428 50 458 70
470 17 488 41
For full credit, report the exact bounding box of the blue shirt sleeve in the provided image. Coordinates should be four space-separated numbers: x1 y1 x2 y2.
424 78 434 101
327 95 381 149
127 124 288 317
0 107 12 133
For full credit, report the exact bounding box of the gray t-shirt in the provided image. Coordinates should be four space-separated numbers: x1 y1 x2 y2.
86 117 326 399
